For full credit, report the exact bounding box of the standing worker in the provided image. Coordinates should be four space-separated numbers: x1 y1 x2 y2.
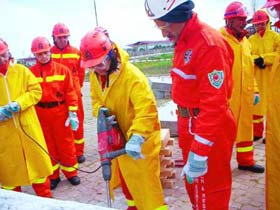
248 10 280 143
51 23 86 163
145 1 236 209
80 29 167 210
221 1 265 173
261 1 280 209
0 38 52 197
30 36 81 190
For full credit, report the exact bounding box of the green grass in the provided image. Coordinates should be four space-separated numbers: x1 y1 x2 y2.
134 60 172 75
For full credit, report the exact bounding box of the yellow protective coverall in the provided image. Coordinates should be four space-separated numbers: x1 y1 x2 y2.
90 44 167 210
0 63 52 186
248 22 280 116
221 27 259 166
266 55 280 210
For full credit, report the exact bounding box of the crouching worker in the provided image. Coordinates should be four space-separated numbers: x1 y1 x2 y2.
80 29 168 210
0 38 53 197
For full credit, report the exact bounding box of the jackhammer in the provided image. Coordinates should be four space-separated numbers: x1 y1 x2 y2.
97 108 126 207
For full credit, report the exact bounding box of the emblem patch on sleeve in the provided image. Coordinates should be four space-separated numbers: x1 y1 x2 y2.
184 49 192 64
208 70 224 89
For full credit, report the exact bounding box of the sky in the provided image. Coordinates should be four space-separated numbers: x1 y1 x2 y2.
0 0 267 58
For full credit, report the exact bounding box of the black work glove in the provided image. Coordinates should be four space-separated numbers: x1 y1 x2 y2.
254 57 266 69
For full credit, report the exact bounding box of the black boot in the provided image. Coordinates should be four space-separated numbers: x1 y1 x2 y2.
77 155 86 163
238 164 265 173
68 176 81 185
50 177 61 190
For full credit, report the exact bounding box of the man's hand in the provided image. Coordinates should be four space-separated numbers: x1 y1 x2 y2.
125 134 145 160
65 111 79 131
181 151 208 184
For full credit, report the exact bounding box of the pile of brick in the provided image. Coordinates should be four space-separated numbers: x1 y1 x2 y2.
160 129 176 189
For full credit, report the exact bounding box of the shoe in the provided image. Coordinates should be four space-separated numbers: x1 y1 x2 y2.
77 155 86 163
50 177 61 190
253 136 262 141
238 164 265 173
68 176 80 185
263 138 266 144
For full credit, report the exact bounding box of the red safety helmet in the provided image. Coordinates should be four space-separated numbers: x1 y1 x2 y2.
252 10 269 24
224 1 248 19
31 36 51 54
80 30 113 68
94 26 109 37
263 0 280 8
52 23 70 37
0 38 8 55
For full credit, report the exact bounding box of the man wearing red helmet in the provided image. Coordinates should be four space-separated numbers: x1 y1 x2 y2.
221 1 265 174
80 29 167 210
51 23 86 164
248 10 280 144
262 1 280 209
0 38 53 197
30 36 81 190
145 0 236 209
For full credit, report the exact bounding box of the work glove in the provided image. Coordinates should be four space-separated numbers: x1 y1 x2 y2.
65 111 79 131
5 101 20 112
99 107 110 116
181 151 208 184
253 93 260 106
0 106 12 122
125 134 145 160
254 57 266 69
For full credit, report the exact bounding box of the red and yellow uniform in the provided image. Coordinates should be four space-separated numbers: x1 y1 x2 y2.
51 45 85 158
173 14 236 210
30 60 78 180
221 27 259 166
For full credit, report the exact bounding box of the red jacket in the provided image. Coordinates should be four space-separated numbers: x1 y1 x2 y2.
172 13 235 156
30 60 78 112
51 44 85 90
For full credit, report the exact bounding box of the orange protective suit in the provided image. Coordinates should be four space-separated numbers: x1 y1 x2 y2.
30 60 78 180
51 44 85 158
173 14 236 210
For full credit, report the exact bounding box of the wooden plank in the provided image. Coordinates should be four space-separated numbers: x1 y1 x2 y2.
160 128 170 148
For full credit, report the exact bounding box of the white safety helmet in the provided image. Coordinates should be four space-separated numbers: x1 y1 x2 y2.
145 0 189 20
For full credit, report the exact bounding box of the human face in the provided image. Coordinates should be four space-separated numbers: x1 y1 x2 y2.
89 54 111 76
227 17 247 34
34 51 51 64
254 22 267 33
154 20 185 42
0 51 9 66
54 35 69 49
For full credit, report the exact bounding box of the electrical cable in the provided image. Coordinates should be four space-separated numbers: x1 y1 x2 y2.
17 110 101 174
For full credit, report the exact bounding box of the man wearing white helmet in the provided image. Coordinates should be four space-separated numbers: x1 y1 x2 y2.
145 0 236 209
262 1 280 209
